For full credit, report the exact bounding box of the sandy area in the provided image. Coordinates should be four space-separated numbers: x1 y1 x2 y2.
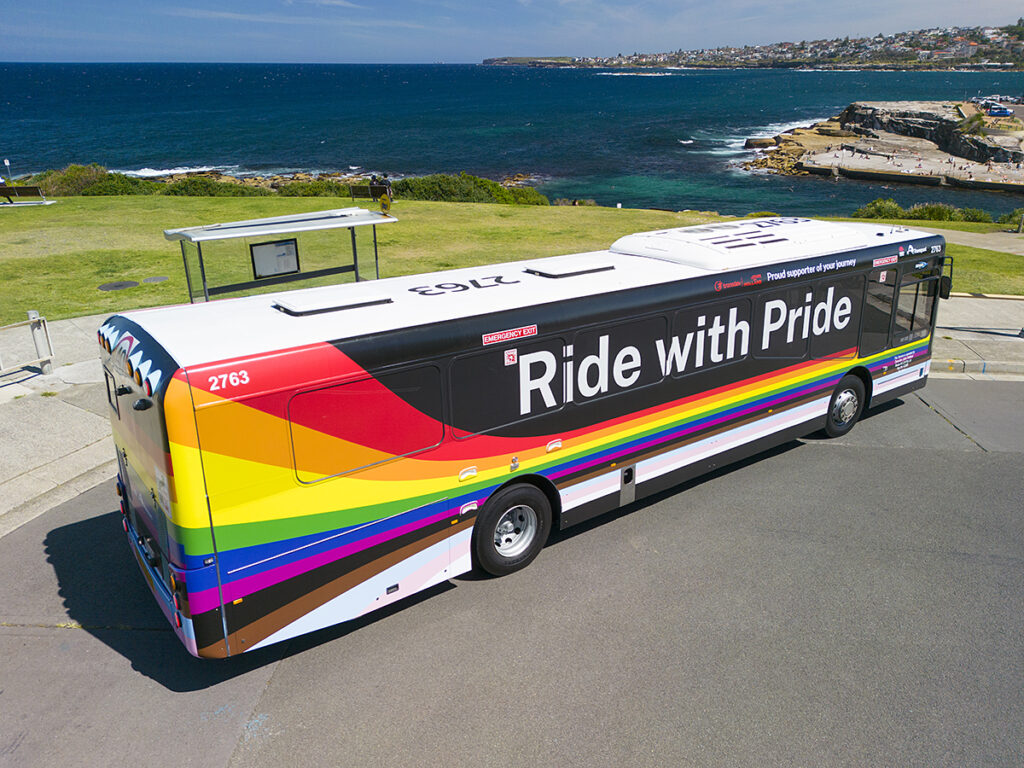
802 130 1024 186
744 101 1024 191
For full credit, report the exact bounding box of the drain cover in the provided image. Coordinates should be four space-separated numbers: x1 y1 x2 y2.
143 276 169 284
98 281 139 291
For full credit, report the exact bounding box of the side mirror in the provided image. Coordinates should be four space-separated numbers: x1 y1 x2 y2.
939 275 952 300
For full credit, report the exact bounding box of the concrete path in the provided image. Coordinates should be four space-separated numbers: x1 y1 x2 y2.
917 226 1024 256
0 313 115 537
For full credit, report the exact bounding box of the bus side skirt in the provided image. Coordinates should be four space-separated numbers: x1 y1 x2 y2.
560 418 824 529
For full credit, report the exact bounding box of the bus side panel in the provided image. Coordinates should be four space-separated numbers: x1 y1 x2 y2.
183 347 475 656
554 337 931 529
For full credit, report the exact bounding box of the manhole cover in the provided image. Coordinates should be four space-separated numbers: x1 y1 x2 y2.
98 281 139 291
143 276 169 284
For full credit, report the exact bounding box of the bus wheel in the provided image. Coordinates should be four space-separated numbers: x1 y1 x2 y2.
825 374 866 438
474 484 552 577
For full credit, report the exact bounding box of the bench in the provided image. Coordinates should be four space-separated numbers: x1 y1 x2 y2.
349 183 391 201
0 185 47 204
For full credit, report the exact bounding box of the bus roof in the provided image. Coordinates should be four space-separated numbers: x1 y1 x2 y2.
116 218 940 369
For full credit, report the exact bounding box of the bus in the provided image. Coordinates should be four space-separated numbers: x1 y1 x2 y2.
99 217 950 658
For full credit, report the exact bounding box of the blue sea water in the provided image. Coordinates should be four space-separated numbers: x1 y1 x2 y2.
4 62 1024 216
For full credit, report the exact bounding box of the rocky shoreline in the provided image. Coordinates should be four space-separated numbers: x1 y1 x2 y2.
742 101 1024 193
139 169 541 190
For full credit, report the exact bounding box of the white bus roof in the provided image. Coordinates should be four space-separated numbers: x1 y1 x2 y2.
120 218 939 369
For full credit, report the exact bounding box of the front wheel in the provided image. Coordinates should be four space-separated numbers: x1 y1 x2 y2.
825 374 866 438
473 484 552 577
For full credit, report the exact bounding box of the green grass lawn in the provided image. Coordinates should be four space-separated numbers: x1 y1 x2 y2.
0 198 717 324
943 243 1024 295
1 197 1021 325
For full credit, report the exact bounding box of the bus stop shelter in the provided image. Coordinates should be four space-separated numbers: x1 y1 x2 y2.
164 207 397 303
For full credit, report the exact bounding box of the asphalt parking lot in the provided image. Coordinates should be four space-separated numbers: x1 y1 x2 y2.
1 378 1022 768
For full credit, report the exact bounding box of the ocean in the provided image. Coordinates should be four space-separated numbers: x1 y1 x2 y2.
4 63 1024 216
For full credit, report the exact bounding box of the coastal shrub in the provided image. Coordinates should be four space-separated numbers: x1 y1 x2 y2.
81 173 161 196
745 211 780 218
160 177 272 197
903 203 962 221
958 113 987 137
508 186 549 205
997 207 1024 225
34 163 109 196
959 208 993 223
393 173 510 203
393 173 548 205
553 198 598 206
277 180 352 197
852 198 904 219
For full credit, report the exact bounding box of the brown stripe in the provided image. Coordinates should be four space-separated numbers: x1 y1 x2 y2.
209 518 473 654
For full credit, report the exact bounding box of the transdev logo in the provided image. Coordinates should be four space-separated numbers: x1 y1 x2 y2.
482 324 538 346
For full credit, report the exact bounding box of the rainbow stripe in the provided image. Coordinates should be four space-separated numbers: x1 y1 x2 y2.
117 329 930 656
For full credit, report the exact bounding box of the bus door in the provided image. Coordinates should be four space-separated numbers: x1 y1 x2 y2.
859 267 897 356
892 261 941 347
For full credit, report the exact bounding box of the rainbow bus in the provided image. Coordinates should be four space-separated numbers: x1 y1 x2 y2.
99 217 950 657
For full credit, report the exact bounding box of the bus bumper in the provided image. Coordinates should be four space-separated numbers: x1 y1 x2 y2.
122 512 201 658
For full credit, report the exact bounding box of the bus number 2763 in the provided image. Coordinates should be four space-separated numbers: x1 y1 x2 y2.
409 275 519 297
208 370 250 391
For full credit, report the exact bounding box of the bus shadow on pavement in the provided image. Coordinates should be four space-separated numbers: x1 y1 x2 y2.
44 507 285 691
44 501 456 689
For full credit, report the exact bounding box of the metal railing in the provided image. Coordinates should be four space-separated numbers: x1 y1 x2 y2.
0 311 54 376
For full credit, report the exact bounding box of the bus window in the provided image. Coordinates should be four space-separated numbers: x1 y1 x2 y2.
860 269 896 356
571 315 666 402
450 337 565 438
667 299 751 376
811 275 863 360
289 365 444 482
893 277 938 345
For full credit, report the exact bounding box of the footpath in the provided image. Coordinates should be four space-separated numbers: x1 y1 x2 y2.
2 295 1023 538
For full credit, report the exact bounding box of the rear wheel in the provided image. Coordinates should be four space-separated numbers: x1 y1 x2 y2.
473 484 552 576
825 374 866 438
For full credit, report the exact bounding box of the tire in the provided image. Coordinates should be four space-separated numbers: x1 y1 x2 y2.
473 484 552 577
825 374 866 438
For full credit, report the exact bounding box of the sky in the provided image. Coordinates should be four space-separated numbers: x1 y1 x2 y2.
2 0 1018 63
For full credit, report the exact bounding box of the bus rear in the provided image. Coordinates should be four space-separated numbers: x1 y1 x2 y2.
99 315 225 657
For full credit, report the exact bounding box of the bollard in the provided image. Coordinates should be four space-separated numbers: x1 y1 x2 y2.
27 310 53 374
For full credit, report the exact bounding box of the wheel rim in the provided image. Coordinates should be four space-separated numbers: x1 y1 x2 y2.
832 388 860 426
493 504 538 558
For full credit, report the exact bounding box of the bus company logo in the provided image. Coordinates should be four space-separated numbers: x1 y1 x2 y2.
906 244 928 255
482 324 538 346
714 279 743 292
873 255 899 267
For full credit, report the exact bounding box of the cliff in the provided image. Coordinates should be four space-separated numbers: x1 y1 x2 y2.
837 102 1024 164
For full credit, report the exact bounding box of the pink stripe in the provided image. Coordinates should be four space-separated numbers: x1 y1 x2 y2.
551 396 772 480
189 508 454 613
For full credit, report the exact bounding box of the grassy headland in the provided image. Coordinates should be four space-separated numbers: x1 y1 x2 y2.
0 198 713 324
1 197 1021 326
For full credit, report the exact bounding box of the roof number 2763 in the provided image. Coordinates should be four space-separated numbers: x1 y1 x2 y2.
209 370 250 391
